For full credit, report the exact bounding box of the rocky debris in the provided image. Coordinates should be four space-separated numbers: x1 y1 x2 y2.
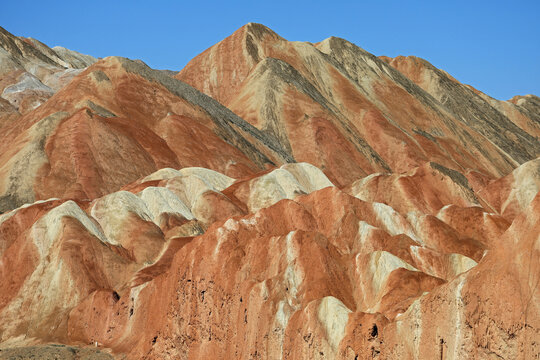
0 344 113 360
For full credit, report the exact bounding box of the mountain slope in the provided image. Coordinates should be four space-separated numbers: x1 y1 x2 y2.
0 26 96 116
0 23 539 360
0 55 294 213
178 23 540 181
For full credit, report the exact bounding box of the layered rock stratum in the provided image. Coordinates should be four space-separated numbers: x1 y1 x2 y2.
0 23 539 359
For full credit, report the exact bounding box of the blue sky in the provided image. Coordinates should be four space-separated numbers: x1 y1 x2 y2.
2 0 538 100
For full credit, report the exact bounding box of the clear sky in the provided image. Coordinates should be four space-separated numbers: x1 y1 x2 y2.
2 0 538 100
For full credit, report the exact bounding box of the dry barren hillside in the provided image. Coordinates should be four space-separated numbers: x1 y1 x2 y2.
0 23 539 359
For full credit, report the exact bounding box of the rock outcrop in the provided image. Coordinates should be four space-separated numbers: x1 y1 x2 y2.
178 23 540 184
0 23 539 359
0 26 96 116
0 54 295 213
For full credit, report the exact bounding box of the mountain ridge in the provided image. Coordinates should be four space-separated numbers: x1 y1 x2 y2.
0 23 538 359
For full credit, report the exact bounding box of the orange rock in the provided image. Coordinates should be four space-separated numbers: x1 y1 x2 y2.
0 23 538 360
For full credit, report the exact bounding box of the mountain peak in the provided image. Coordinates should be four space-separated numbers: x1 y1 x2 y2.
239 22 282 40
0 24 539 360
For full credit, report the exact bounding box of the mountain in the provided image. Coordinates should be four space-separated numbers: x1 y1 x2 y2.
0 23 538 359
177 23 539 184
0 55 294 213
0 26 96 117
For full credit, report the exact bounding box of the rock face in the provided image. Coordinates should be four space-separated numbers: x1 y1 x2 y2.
0 55 293 213
0 26 96 117
0 24 539 360
177 23 540 184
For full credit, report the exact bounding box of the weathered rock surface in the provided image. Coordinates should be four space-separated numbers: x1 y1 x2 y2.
0 23 539 360
0 53 294 213
178 23 540 183
0 344 114 360
0 26 96 115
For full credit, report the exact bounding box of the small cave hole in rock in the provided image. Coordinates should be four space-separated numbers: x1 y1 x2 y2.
152 336 158 345
370 324 378 338
112 291 120 302
129 308 134 317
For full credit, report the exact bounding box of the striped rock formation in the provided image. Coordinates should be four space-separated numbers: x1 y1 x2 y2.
0 24 539 359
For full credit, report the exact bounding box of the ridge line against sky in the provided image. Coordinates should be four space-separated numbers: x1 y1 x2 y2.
1 0 538 100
